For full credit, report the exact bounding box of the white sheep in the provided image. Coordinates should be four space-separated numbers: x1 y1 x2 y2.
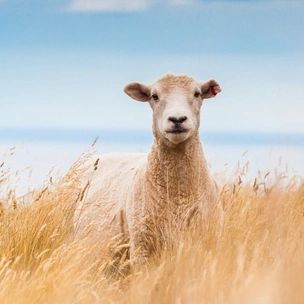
73 73 221 268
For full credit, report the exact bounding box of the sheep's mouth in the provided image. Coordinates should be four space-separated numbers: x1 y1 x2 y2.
166 128 188 134
168 130 185 134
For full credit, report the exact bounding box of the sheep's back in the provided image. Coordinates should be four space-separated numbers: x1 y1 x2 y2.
74 152 147 238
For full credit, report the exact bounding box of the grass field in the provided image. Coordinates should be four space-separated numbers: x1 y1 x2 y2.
0 155 304 304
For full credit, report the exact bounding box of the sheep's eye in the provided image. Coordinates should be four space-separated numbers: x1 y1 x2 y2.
194 92 201 98
152 94 159 101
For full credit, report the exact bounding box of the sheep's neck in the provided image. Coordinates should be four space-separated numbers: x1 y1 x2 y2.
146 135 208 208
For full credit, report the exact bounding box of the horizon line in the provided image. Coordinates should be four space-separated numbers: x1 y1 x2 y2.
0 127 304 146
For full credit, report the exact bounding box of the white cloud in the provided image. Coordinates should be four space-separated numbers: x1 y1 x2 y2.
67 0 202 12
67 0 152 12
68 0 292 13
169 0 199 6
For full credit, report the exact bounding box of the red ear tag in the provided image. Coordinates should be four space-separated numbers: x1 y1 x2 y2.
210 86 217 96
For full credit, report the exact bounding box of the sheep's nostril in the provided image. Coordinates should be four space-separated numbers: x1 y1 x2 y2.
168 116 187 124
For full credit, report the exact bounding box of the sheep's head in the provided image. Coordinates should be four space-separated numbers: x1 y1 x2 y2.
124 73 221 145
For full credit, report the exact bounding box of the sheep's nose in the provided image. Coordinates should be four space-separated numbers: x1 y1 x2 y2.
168 116 187 125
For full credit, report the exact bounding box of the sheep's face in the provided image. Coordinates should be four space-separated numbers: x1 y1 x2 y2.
124 74 221 145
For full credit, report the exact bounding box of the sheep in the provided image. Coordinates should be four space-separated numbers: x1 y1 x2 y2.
73 73 221 269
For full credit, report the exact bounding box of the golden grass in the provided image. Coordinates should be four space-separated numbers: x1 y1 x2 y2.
0 158 304 304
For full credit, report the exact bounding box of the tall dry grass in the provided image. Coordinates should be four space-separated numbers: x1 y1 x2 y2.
0 156 304 304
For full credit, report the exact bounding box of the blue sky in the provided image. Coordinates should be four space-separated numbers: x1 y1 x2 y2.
1 0 304 134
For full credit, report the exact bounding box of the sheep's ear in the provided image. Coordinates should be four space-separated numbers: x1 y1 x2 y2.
200 79 221 99
124 82 151 102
